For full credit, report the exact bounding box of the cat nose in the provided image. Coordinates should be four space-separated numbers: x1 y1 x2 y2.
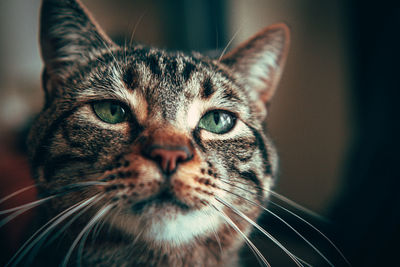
146 145 192 174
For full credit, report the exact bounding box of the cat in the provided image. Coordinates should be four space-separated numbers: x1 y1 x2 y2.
3 0 301 266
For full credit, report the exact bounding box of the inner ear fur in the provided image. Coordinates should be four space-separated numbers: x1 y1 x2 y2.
221 23 290 104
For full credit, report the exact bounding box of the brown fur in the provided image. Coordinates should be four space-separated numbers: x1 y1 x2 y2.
22 0 290 266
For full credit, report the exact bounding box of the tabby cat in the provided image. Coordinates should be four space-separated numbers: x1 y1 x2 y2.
6 0 293 266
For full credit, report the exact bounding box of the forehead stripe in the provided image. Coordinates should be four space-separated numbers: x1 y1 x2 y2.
201 77 215 99
123 69 139 90
182 62 196 82
146 54 162 76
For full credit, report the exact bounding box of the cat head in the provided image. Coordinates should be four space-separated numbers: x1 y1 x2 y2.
29 0 289 247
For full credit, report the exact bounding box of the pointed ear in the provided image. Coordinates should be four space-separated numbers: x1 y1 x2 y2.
221 23 290 103
40 0 115 75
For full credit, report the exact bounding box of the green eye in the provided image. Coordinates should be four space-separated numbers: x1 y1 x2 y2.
92 102 127 124
198 110 236 134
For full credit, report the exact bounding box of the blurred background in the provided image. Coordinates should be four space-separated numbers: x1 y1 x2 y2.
0 0 399 266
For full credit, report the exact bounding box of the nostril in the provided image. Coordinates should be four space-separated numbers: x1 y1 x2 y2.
175 150 188 161
177 154 186 162
152 154 164 168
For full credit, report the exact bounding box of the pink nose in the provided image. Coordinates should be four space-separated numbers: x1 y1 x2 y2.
148 146 191 174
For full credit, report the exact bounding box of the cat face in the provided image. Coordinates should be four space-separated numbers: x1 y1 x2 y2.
29 0 289 249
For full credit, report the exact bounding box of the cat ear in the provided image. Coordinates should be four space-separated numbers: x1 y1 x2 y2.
221 23 290 103
40 0 115 75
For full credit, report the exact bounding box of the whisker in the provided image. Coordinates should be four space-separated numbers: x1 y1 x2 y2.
206 201 271 267
123 38 128 68
211 227 223 256
215 196 305 267
61 203 114 267
25 194 106 266
130 227 145 250
0 180 107 224
203 207 223 255
0 206 33 229
269 191 328 223
90 207 114 244
40 193 105 248
7 194 102 267
23 179 113 265
47 181 108 195
76 222 95 267
0 184 37 204
0 195 55 216
218 25 242 61
219 178 350 266
76 202 113 267
220 178 327 222
129 11 147 46
220 187 332 266
270 201 351 266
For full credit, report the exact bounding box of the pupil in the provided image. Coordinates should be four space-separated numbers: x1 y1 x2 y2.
213 112 220 125
110 104 118 116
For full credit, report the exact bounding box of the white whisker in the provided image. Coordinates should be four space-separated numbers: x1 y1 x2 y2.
76 204 112 267
0 207 32 229
25 195 105 266
203 207 223 255
207 201 271 267
123 38 128 68
71 181 109 187
129 11 147 46
61 203 114 267
49 181 108 194
41 194 105 248
220 177 328 222
90 208 113 244
7 194 102 267
221 188 332 266
215 196 305 267
218 26 242 61
219 178 350 265
0 181 106 229
0 195 55 216
269 191 328 223
270 201 351 266
130 227 145 253
0 184 37 204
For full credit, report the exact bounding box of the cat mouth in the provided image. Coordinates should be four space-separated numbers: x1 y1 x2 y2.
130 190 190 214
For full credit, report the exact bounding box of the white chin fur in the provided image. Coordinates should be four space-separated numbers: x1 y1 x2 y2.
143 208 221 246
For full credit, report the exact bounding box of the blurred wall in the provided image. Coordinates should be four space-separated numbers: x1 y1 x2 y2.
0 0 42 134
0 0 351 214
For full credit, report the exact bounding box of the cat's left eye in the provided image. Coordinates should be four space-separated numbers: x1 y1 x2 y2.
198 110 236 134
92 101 127 124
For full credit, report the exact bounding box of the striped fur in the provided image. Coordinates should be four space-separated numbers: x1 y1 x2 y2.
26 0 289 266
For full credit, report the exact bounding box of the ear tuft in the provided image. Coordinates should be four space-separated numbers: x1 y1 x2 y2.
221 23 290 103
40 0 114 75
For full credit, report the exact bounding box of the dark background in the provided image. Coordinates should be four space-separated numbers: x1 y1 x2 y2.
0 0 399 266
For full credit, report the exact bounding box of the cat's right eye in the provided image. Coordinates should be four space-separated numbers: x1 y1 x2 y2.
92 101 128 124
